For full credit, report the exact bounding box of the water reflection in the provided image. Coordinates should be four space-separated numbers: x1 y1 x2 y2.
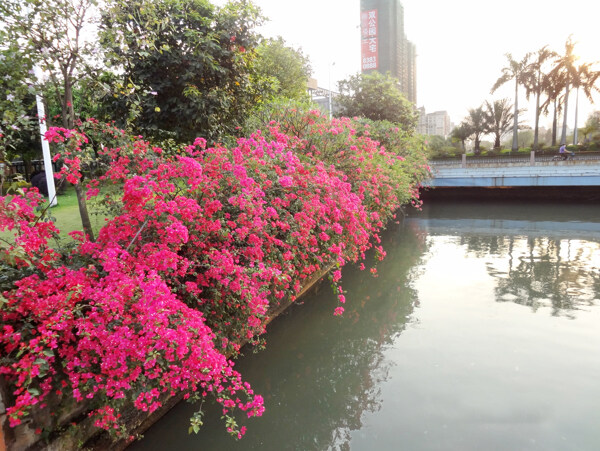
410 202 600 317
492 237 600 318
133 220 428 450
135 201 600 451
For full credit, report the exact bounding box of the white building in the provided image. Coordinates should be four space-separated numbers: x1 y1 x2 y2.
417 107 451 138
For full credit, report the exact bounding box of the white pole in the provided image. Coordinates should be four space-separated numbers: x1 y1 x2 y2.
328 61 335 120
34 66 57 207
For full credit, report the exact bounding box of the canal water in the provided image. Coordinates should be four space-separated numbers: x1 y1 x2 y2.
132 201 600 451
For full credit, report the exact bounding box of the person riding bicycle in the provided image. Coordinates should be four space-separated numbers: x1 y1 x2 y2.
558 144 574 160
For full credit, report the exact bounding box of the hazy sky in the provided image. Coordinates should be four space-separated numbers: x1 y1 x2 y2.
225 0 600 130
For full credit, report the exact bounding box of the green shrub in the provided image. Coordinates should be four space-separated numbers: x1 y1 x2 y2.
2 177 31 194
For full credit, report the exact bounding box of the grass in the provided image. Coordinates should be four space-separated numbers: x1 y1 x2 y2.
47 187 109 238
1 186 108 244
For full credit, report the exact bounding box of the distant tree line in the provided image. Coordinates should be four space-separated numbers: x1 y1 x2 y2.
0 0 419 170
450 36 600 154
0 0 318 162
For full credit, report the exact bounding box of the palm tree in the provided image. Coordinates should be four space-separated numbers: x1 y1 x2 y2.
451 122 472 152
484 99 514 149
540 70 565 146
466 106 487 154
579 122 597 143
550 36 579 145
524 46 556 150
571 63 600 144
581 111 600 143
581 111 600 139
491 53 531 151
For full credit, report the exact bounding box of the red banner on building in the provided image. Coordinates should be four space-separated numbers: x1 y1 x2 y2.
361 9 378 70
361 38 378 70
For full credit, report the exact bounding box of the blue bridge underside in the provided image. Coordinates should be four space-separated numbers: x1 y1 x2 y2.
432 175 600 188
427 163 600 188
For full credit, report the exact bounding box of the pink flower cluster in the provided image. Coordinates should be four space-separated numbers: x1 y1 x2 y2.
0 112 428 439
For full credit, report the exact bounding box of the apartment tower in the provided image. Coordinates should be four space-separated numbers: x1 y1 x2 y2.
360 0 417 104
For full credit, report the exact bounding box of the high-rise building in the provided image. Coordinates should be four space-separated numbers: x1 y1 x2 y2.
360 0 417 104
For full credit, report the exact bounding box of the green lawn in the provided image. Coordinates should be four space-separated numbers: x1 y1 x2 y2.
1 187 108 243
48 187 109 238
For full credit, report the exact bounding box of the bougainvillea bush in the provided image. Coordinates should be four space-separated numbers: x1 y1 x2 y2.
244 104 431 210
0 113 429 442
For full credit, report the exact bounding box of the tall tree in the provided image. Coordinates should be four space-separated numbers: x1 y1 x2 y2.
450 122 472 152
465 106 487 154
571 63 600 144
550 36 579 146
484 99 514 149
99 0 264 144
336 72 417 132
0 0 98 239
540 69 565 146
0 44 40 169
579 111 600 143
579 122 598 144
524 46 556 151
491 53 531 151
0 0 97 130
583 110 600 140
254 37 312 101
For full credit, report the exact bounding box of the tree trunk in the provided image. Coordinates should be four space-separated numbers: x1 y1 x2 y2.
63 75 75 129
512 79 519 151
552 99 558 146
23 158 32 182
573 87 580 145
533 86 541 150
74 183 95 241
61 97 69 129
64 75 95 241
560 80 570 145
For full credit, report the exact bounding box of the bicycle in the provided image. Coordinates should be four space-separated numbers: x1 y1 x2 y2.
552 153 574 161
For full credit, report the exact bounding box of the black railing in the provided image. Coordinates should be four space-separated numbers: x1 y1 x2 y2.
5 160 63 181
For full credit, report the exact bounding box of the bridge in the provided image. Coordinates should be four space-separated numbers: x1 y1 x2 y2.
426 152 600 188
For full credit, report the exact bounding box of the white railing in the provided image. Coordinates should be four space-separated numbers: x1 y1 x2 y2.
430 152 600 168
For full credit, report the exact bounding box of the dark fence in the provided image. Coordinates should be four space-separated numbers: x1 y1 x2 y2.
5 159 63 181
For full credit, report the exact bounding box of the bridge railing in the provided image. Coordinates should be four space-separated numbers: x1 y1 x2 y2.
430 151 600 167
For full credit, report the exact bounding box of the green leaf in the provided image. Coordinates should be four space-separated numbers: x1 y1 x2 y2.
28 387 41 396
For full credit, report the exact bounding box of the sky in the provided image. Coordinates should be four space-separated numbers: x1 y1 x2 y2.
217 0 600 130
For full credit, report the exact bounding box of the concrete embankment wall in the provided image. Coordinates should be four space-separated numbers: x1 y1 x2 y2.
421 185 600 202
426 160 600 189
